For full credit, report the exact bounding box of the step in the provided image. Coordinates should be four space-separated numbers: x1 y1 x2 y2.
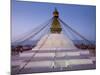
19 58 94 69
19 50 90 58
14 53 95 61
22 55 92 61
27 49 89 53
15 63 96 74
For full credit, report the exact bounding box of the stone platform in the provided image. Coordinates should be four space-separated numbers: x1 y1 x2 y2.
11 49 96 74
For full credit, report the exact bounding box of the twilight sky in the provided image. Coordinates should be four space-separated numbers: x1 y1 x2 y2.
11 0 96 41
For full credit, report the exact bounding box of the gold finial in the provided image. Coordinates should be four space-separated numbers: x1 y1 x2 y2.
53 8 59 17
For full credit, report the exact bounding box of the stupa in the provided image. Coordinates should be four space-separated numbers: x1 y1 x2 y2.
33 8 76 50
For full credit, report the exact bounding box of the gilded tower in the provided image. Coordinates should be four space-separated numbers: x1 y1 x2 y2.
50 8 62 33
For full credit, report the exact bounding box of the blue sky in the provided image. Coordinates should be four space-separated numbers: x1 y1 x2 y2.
11 0 96 41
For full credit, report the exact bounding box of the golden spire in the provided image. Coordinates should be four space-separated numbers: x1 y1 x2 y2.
50 8 62 33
